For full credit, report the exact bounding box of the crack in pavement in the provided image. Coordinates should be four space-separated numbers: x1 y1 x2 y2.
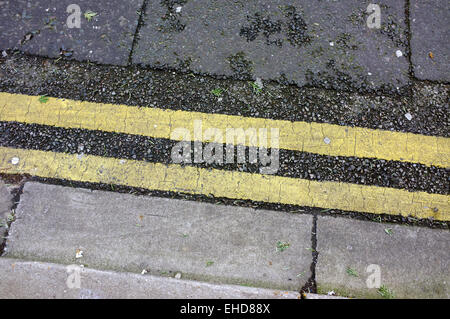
301 213 318 295
0 181 24 256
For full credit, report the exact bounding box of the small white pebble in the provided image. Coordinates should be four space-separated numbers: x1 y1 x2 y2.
2 51 7 57
176 6 182 13
329 42 334 47
368 72 372 76
324 137 331 145
218 97 223 102
396 50 403 57
175 272 182 279
11 157 19 165
405 112 412 121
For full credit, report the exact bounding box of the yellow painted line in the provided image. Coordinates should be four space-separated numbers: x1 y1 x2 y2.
0 92 448 168
1 147 448 221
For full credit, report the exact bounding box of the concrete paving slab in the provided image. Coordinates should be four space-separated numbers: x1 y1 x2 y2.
410 0 450 81
316 216 450 298
0 0 143 65
0 258 301 299
4 182 313 291
133 0 409 92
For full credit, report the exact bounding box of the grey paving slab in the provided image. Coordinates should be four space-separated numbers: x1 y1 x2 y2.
0 258 301 299
316 216 450 298
410 0 450 82
0 0 143 65
133 0 409 92
4 182 313 291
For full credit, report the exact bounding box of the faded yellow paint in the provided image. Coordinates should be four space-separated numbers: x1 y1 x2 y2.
0 92 448 168
1 147 448 221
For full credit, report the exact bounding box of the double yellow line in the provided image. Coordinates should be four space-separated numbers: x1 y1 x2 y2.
0 92 449 220
1 92 448 167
